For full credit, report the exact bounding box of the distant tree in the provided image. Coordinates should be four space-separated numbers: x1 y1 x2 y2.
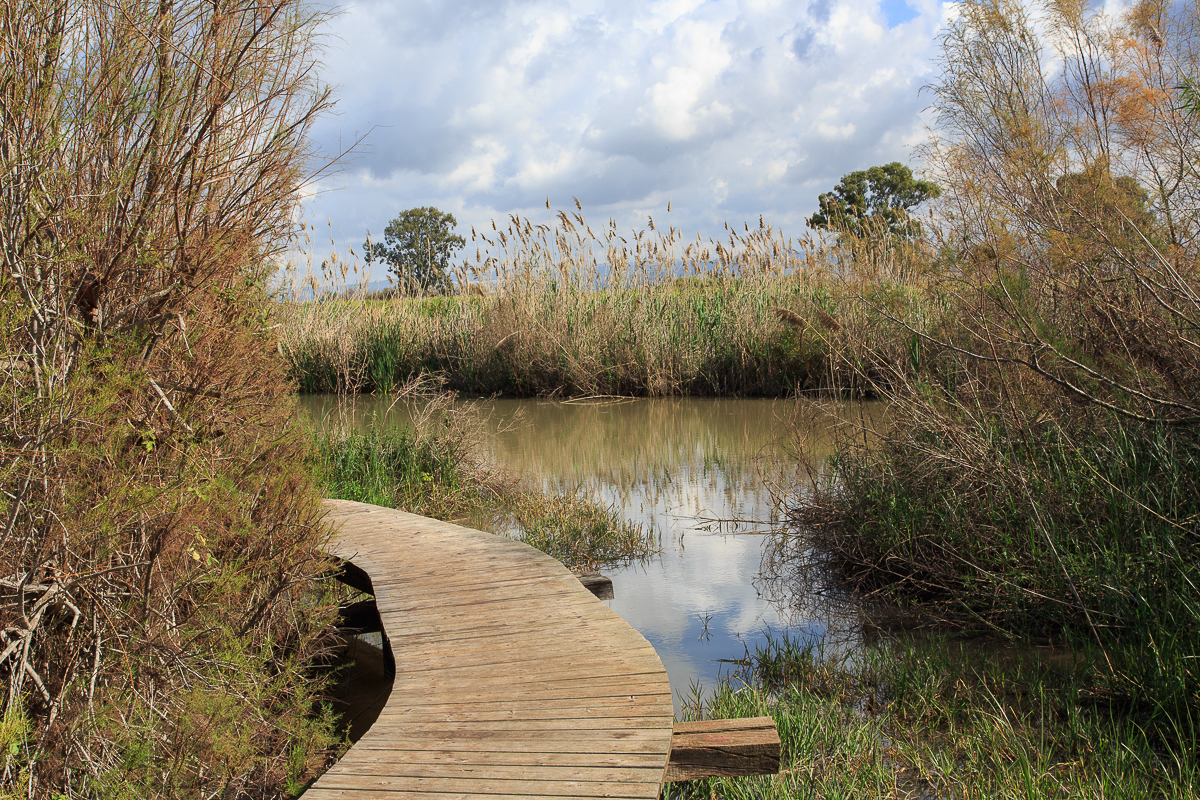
365 207 465 295
807 162 941 239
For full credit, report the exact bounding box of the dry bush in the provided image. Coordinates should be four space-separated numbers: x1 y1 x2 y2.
792 0 1200 738
0 1 344 797
920 0 1200 424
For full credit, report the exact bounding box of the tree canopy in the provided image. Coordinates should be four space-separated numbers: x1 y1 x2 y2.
366 207 466 295
806 162 941 239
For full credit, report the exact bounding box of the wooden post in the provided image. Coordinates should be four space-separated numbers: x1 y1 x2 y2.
337 599 383 634
574 571 614 600
664 717 781 782
333 559 374 595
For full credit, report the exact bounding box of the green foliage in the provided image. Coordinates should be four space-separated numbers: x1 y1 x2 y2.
365 207 466 295
0 707 30 798
309 424 475 515
806 162 941 240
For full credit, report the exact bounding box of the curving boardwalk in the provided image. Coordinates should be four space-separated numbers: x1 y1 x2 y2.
306 499 675 799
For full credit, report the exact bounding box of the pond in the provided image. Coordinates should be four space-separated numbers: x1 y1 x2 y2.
300 394 876 713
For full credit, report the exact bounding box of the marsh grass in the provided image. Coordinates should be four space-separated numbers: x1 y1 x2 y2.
499 492 658 571
277 211 937 398
672 632 1199 799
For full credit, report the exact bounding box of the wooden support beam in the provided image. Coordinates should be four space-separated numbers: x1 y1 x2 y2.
574 571 614 600
334 559 374 595
664 717 781 782
337 599 383 634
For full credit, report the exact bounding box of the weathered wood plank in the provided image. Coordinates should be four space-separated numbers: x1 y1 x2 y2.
317 762 662 783
304 791 627 800
309 775 655 797
382 697 671 717
321 749 668 769
389 668 669 694
663 716 781 782
310 500 674 799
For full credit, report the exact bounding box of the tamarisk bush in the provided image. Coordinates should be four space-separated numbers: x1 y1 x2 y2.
0 1 344 797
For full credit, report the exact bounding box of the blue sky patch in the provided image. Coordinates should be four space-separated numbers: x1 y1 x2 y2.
881 0 919 27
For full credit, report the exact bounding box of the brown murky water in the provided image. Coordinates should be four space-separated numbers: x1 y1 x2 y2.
302 394 880 715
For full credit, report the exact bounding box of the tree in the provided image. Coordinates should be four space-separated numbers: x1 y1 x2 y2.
806 162 941 239
366 207 466 295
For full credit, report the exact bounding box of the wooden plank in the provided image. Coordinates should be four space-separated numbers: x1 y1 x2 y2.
320 749 667 769
308 775 654 797
663 717 781 782
374 695 676 719
364 720 674 736
310 500 673 799
390 670 668 693
381 624 653 662
383 646 666 676
304 791 631 800
317 762 662 783
372 698 673 725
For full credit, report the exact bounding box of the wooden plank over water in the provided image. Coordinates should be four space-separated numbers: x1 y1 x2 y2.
306 499 674 799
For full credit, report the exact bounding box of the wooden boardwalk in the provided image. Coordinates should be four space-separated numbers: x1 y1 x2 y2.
306 499 675 799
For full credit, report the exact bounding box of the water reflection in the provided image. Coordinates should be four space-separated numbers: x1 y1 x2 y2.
300 394 876 711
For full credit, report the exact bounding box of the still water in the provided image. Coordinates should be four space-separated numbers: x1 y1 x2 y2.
300 394 871 712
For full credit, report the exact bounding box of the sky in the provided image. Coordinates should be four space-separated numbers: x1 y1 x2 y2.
300 0 950 283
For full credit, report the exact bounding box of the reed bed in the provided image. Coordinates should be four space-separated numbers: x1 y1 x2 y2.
277 210 938 398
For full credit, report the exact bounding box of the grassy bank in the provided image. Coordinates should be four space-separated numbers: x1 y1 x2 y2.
672 632 1198 799
306 398 657 570
796 382 1200 760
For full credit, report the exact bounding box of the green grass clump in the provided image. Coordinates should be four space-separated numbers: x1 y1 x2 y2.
671 632 1199 799
501 493 657 571
310 424 494 519
309 417 655 570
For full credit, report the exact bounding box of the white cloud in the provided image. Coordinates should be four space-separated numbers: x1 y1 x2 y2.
302 0 945 280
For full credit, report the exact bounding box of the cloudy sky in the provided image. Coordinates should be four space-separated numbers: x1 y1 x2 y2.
302 0 948 282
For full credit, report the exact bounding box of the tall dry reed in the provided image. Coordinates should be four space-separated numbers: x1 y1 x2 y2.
278 206 938 398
